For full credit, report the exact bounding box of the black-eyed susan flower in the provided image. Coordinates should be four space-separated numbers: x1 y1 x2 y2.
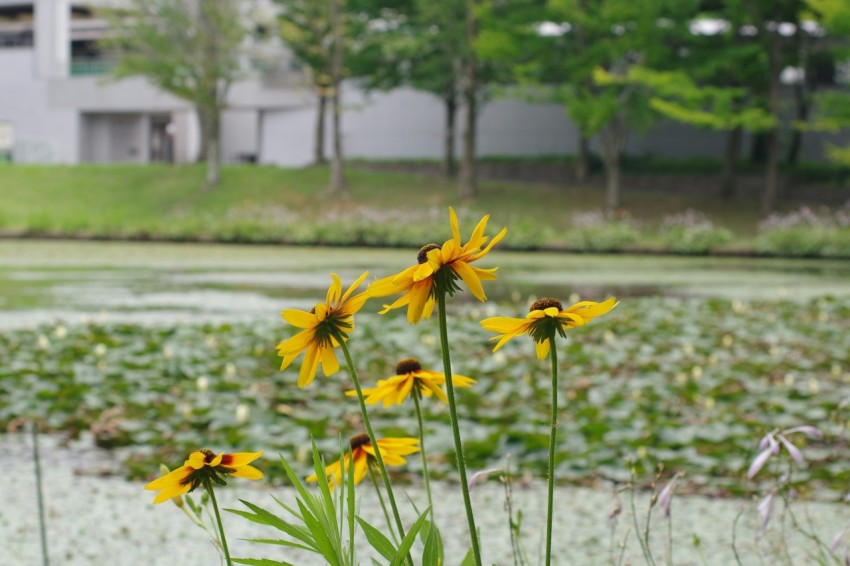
307 434 419 488
369 207 507 323
277 272 369 388
346 357 476 407
145 449 264 504
481 297 618 359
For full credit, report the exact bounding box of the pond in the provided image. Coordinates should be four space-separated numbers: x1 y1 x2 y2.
2 239 849 328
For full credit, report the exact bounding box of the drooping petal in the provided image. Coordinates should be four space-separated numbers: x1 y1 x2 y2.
319 345 340 377
535 339 551 360
297 344 321 388
452 259 487 302
352 451 370 485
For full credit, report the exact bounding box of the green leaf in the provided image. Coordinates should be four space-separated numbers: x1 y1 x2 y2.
356 516 397 561
421 521 444 566
232 559 295 566
460 548 476 566
390 507 431 566
227 501 316 551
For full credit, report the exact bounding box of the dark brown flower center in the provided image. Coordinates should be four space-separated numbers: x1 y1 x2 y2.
349 433 371 451
395 357 422 375
417 243 441 264
530 298 563 312
199 448 216 463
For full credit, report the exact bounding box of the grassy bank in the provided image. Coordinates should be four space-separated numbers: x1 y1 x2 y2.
1 163 849 255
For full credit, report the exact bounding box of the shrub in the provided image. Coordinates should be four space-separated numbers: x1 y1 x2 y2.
567 210 641 252
659 209 733 254
756 203 850 257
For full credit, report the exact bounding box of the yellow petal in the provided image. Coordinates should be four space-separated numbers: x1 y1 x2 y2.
281 309 318 329
481 316 528 334
320 345 340 377
449 206 461 246
276 328 314 355
535 340 551 360
187 451 207 470
452 260 486 302
229 464 264 480
341 271 369 304
222 451 264 468
326 274 342 306
297 344 321 388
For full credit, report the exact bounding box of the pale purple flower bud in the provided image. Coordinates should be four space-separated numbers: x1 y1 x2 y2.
657 473 682 519
831 525 847 551
758 430 779 452
467 468 501 490
758 492 775 532
609 493 622 521
777 434 805 465
782 425 823 439
748 447 775 479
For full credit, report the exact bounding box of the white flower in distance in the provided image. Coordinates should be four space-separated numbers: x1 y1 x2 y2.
747 425 823 479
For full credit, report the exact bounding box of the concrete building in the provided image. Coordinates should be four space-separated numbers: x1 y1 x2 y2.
1 0 848 167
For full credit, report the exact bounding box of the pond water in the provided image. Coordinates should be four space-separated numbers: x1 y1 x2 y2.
2 239 849 328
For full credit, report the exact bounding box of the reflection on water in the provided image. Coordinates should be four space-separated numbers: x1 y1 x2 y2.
0 240 848 328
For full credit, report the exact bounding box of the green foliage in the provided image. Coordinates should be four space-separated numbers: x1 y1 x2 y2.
659 210 734 253
566 211 641 252
756 204 850 257
3 293 850 494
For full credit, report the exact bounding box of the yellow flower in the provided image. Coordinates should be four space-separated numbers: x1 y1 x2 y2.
307 434 420 489
346 357 476 407
144 449 264 504
481 297 618 359
369 207 507 323
277 272 370 388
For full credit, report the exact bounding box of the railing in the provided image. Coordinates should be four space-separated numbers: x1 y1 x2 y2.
69 58 117 77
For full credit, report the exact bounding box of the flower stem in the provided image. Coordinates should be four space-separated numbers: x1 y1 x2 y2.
412 389 434 516
31 421 49 566
436 291 482 566
337 338 412 566
368 464 399 545
203 479 232 566
545 337 558 566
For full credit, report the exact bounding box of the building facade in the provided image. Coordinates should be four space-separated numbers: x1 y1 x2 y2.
1 0 848 168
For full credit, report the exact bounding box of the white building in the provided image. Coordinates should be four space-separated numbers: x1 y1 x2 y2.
0 0 847 167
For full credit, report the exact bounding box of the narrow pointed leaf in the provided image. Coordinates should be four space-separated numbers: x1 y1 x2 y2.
357 516 397 561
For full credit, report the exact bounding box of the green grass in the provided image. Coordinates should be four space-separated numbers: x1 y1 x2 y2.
0 163 848 253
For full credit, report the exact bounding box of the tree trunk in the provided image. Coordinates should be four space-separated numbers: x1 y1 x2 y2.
458 0 476 200
604 156 620 211
329 0 345 193
762 27 782 214
786 79 807 165
203 105 220 187
721 126 742 200
315 93 328 165
443 92 457 178
576 134 590 184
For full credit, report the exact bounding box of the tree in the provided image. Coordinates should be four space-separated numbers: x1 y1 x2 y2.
803 0 850 166
478 0 695 209
101 0 249 187
276 0 333 165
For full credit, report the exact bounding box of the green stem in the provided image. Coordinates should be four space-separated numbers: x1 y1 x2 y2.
31 421 49 566
337 338 412 566
545 337 558 566
412 389 435 516
369 464 399 545
436 291 482 565
203 479 232 566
